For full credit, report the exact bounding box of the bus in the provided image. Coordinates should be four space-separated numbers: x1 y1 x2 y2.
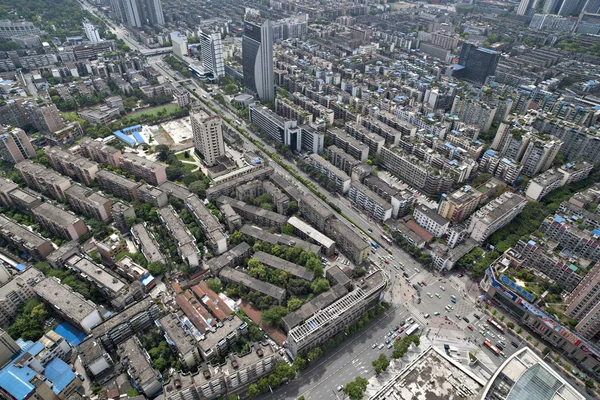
483 340 500 356
487 318 505 333
381 234 393 245
405 323 419 336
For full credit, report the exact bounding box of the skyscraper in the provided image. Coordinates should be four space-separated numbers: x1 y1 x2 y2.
242 9 274 104
83 19 101 43
517 0 539 15
199 30 225 79
0 127 35 164
452 43 500 85
111 0 164 28
191 109 224 167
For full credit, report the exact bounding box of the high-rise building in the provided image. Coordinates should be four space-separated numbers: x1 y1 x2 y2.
171 31 188 59
242 9 274 103
190 109 224 167
452 43 500 85
0 127 35 164
83 19 101 43
199 30 224 79
517 0 539 15
111 0 164 28
583 0 600 13
566 263 600 341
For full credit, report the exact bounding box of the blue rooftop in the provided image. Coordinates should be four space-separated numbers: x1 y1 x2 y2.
113 131 136 147
44 358 76 394
0 362 36 400
445 142 455 149
131 131 145 144
593 229 600 237
15 264 26 271
54 322 87 346
554 216 565 223
528 240 537 247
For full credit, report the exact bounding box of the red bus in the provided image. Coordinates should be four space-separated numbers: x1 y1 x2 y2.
483 340 500 356
381 234 393 245
487 318 505 333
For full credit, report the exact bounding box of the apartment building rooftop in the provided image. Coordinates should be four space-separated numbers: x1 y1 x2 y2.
239 224 320 254
472 193 527 224
0 215 53 251
119 337 159 391
185 194 223 233
131 224 164 264
299 194 334 222
66 255 125 294
444 185 481 205
34 277 98 324
16 160 71 185
33 202 81 227
219 267 286 302
159 181 191 200
287 216 336 249
96 169 140 189
206 166 275 200
90 297 155 337
282 284 348 331
350 179 391 210
65 184 110 207
157 207 195 246
205 242 251 273
217 196 289 226
308 153 351 181
198 315 245 352
253 251 314 281
158 313 198 356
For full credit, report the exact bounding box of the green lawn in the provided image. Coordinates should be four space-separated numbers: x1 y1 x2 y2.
125 104 181 119
182 163 197 171
176 151 193 161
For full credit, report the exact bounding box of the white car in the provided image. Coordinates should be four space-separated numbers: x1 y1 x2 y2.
378 344 385 349
372 343 377 349
489 333 496 339
387 343 393 349
337 385 344 392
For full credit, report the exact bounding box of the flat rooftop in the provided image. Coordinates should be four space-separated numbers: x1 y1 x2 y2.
198 315 244 352
157 207 195 246
239 224 321 254
158 313 197 355
33 203 81 227
97 169 139 189
206 242 251 273
219 267 286 302
218 196 288 225
65 184 110 206
120 337 159 386
66 255 125 294
370 346 486 400
159 181 191 200
253 251 314 281
287 216 335 249
0 215 51 248
131 224 164 264
34 277 98 323
91 297 155 337
282 284 348 330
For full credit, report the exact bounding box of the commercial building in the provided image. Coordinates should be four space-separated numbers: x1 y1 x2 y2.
91 297 161 351
191 109 224 167
239 224 320 254
206 166 274 200
0 127 35 164
77 137 122 168
348 180 393 222
468 192 527 243
242 9 274 103
198 315 247 360
371 346 485 400
413 205 450 237
0 215 54 261
65 184 112 222
34 276 102 333
32 202 89 241
119 153 167 186
131 223 165 265
119 336 162 397
481 347 584 399
46 146 99 185
452 43 500 85
198 30 225 79
438 185 483 223
171 31 188 58
481 263 600 383
306 153 351 194
217 196 288 228
185 194 228 255
96 169 140 201
219 267 286 304
206 243 252 275
158 206 201 267
253 251 314 281
15 160 72 201
287 270 388 356
157 313 202 369
0 267 44 326
138 184 168 207
79 106 121 125
565 264 600 341
163 343 277 400
539 215 600 263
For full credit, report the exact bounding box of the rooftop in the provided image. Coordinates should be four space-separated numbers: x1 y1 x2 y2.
287 216 336 248
131 224 164 264
206 242 251 273
158 313 198 355
157 206 195 246
33 203 81 227
66 255 125 294
219 267 286 301
198 315 245 352
253 251 314 281
119 337 159 387
415 204 450 227
0 215 51 249
308 153 351 181
97 169 140 189
282 284 348 330
473 193 527 224
65 184 110 206
239 224 321 254
34 277 98 324
217 196 289 226
91 297 155 337
159 181 191 200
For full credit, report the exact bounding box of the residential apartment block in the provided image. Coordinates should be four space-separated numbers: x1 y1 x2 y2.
77 137 122 168
565 264 600 342
32 202 89 241
0 267 44 326
0 127 35 164
15 160 72 201
119 153 167 186
131 223 166 265
414 205 450 237
191 109 224 167
219 267 287 304
326 145 361 176
217 196 288 228
158 206 200 267
157 313 202 369
96 169 140 201
348 180 393 222
65 184 112 222
46 146 99 185
468 192 527 243
438 185 483 223
0 215 54 260
540 215 600 263
306 153 351 194
363 176 414 218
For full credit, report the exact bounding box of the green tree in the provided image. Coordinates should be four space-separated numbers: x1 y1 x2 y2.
147 262 165 276
343 376 369 400
293 356 307 371
189 180 207 198
229 231 243 246
507 322 515 329
287 297 303 312
206 278 223 293
155 144 170 161
261 306 287 327
282 223 294 235
153 357 167 372
310 278 330 294
246 383 260 397
372 354 390 375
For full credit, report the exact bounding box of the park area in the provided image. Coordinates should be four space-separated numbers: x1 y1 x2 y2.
125 103 181 119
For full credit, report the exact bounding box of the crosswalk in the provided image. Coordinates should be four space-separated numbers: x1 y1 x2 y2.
404 302 428 327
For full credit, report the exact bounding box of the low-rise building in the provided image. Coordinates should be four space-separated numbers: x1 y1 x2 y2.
413 205 450 238
198 315 247 361
138 184 168 207
525 169 564 201
205 242 252 274
539 215 600 263
47 241 79 268
262 181 290 215
287 270 388 356
119 336 162 397
78 106 120 125
112 202 135 233
306 153 351 194
0 215 54 260
217 196 288 228
363 176 414 218
324 219 370 264
131 223 165 265
299 194 333 232
96 169 140 201
348 180 393 222
221 203 242 232
282 284 348 332
185 194 228 255
15 160 72 201
326 145 361 176
468 192 527 243
34 276 102 333
239 224 321 254
157 313 202 369
95 233 128 264
0 267 44 326
65 184 112 222
78 338 114 377
119 153 167 186
206 166 274 200
32 202 89 241
253 251 314 281
158 206 200 267
326 127 370 162
219 267 286 304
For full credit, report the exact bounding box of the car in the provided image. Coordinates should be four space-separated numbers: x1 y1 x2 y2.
384 260 390 264
338 385 344 391
496 343 505 350
414 267 420 272
417 282 423 287
479 330 486 336
368 228 373 232
455 314 461 319
444 344 450 351
488 333 496 339
500 351 507 358
451 298 457 303
467 324 474 331
474 313 481 320
385 338 391 344
427 292 433 298
394 325 400 331
463 317 470 323
447 305 454 310
417 297 421 304
435 293 441 298
421 281 427 286
263 334 269 339
434 312 440 316
397 327 405 333
499 335 506 342
391 333 397 339
394 265 399 270
372 343 377 349
407 317 415 324
387 343 393 349
424 313 430 318
511 341 519 348
458 273 464 277
403 272 410 278
440 286 446 291
387 331 394 337
378 344 385 349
